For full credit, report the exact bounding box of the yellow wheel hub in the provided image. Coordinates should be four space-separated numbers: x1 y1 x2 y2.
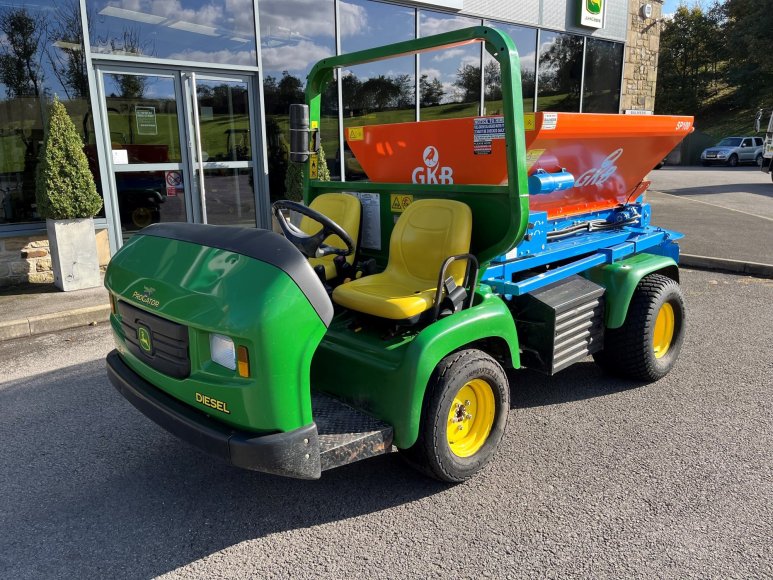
653 302 675 359
446 378 496 458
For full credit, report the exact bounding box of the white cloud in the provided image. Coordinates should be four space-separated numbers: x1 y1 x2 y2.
461 55 480 68
261 39 332 74
420 14 480 37
167 48 256 66
432 48 466 62
420 67 442 81
260 0 366 40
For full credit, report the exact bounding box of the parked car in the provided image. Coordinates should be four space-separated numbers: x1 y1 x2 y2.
701 136 764 167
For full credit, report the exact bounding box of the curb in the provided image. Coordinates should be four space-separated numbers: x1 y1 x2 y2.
0 304 111 342
680 254 773 278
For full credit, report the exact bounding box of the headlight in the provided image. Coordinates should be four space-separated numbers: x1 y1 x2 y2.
210 334 236 370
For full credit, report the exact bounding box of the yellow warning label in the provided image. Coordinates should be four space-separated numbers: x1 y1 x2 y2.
311 121 318 130
309 155 319 179
348 127 364 141
390 193 413 213
525 149 545 169
524 113 535 131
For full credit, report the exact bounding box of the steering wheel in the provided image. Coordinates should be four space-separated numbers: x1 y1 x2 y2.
272 200 355 259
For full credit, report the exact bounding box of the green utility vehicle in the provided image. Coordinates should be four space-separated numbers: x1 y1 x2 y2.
106 27 688 482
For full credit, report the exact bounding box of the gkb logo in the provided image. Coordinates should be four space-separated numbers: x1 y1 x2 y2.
411 146 454 184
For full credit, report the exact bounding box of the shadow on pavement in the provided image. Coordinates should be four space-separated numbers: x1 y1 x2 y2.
0 361 446 579
508 362 642 410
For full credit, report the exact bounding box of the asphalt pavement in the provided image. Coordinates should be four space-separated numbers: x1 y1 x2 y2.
1 268 771 579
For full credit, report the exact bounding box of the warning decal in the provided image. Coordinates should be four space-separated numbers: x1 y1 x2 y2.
390 193 413 213
348 127 364 141
542 112 558 130
309 155 319 179
473 116 505 155
524 113 535 131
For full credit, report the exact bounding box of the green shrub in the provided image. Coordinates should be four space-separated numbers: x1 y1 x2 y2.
36 98 102 219
284 144 330 202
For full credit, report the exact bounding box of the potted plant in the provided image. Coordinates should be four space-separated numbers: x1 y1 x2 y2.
36 97 103 291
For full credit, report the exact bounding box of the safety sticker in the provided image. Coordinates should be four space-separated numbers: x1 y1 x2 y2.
165 171 182 196
473 116 505 155
542 112 558 130
348 127 364 141
524 113 535 131
309 155 319 179
390 193 413 213
525 149 545 169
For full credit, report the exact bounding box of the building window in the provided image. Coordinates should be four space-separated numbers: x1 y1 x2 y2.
86 0 257 66
582 38 623 113
259 0 336 201
537 31 583 112
418 10 482 120
483 21 537 115
340 0 416 180
1 0 100 225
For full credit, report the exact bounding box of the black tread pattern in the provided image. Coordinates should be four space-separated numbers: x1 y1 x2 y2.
400 349 509 483
594 273 685 382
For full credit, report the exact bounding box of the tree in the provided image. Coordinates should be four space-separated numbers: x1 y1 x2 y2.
35 98 102 219
419 74 444 107
393 73 414 108
454 63 481 103
0 7 47 98
360 75 400 111
655 4 725 114
723 0 773 106
284 145 330 202
48 0 89 99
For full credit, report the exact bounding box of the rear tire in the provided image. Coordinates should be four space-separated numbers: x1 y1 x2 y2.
594 273 685 382
727 154 739 167
400 349 509 483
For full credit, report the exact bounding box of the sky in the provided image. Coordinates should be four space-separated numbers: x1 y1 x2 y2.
661 0 726 18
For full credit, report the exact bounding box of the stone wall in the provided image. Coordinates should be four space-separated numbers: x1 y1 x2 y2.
620 0 663 112
0 229 110 288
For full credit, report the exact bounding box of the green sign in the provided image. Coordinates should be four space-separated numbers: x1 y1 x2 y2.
579 0 604 28
135 106 158 136
138 326 152 353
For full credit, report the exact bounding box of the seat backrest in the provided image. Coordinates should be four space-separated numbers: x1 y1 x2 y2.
386 199 472 285
300 193 361 266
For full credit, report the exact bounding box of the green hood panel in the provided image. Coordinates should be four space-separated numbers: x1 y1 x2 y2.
105 230 330 433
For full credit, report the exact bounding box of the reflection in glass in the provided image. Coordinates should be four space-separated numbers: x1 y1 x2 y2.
103 73 182 163
116 171 186 236
537 32 583 112
0 0 101 224
340 0 415 180
196 79 251 162
419 11 482 121
582 39 623 113
483 22 537 114
204 168 255 226
86 0 256 65
260 0 336 201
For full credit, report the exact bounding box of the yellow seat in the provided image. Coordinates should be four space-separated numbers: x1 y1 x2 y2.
300 193 361 280
332 199 472 320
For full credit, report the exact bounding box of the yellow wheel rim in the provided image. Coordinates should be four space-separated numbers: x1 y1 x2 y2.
653 302 675 359
446 378 496 458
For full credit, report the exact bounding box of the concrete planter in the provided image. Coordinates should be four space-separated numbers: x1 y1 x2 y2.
46 218 101 291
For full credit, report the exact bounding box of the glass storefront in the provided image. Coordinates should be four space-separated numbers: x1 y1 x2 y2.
0 0 628 240
0 0 97 225
86 0 257 65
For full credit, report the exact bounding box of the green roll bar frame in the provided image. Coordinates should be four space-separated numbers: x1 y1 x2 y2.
301 25 530 268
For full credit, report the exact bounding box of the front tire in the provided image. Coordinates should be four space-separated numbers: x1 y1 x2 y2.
727 154 739 167
400 349 509 483
594 273 685 382
756 153 763 167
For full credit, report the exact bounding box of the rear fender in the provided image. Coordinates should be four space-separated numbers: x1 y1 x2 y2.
582 252 679 329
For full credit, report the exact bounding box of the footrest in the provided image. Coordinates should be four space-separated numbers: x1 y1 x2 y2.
312 393 394 471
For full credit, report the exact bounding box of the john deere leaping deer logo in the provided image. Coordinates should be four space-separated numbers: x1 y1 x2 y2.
587 0 602 14
411 145 454 184
137 326 152 353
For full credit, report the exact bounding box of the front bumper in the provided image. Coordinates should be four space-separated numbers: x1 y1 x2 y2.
106 350 322 479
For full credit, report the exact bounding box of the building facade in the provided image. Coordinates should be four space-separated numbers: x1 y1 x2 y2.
0 0 663 286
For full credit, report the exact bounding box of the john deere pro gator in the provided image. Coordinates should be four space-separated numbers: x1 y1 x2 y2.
106 27 691 482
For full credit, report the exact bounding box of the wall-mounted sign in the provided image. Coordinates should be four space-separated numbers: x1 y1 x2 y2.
579 0 605 29
135 106 158 136
624 109 653 115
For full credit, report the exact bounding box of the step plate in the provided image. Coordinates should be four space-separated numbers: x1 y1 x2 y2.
312 393 394 472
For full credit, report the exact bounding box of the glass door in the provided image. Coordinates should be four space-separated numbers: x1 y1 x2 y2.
95 65 259 242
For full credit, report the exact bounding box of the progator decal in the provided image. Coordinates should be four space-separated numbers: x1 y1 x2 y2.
132 286 160 308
